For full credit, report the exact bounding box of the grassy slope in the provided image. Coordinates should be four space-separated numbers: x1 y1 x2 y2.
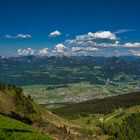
72 105 140 126
70 105 140 139
1 84 140 140
0 114 52 140
0 86 92 140
50 92 140 139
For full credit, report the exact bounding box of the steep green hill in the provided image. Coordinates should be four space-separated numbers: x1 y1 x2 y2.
1 83 140 140
0 83 88 140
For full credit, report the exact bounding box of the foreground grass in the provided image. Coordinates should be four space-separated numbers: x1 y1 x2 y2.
0 114 52 140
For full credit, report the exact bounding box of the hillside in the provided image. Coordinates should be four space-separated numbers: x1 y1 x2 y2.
0 83 92 140
0 114 52 140
53 92 140 119
70 105 140 140
102 112 140 140
52 93 140 139
1 83 140 140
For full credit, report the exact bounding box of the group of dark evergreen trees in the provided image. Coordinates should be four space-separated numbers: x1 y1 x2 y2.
53 93 140 119
0 82 35 115
101 113 140 140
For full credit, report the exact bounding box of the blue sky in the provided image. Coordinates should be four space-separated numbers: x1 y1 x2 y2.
0 0 140 56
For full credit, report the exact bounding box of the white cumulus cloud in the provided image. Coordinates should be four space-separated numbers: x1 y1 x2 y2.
17 48 35 55
52 44 68 53
49 30 61 37
93 31 117 40
17 48 49 56
16 34 31 39
86 47 98 51
66 31 118 49
67 31 117 44
72 46 98 52
124 42 140 47
4 34 31 39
